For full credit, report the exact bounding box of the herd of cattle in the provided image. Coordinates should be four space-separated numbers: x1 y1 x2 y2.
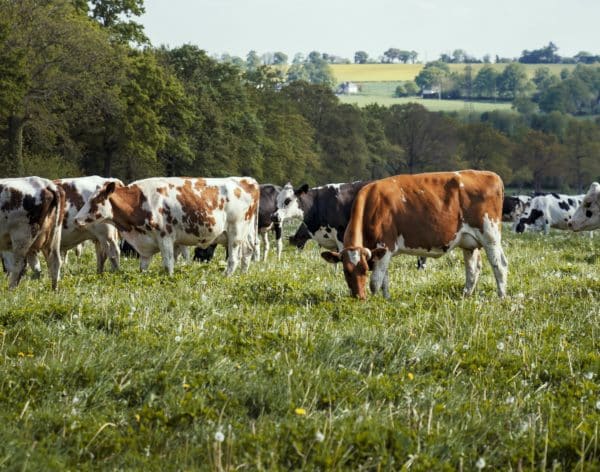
0 171 598 299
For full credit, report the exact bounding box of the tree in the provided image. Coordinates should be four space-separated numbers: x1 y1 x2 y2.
246 50 261 72
75 0 148 45
519 42 560 64
273 52 288 65
513 130 564 191
473 65 498 99
563 120 600 191
354 51 369 64
0 0 124 175
458 123 513 181
497 63 532 100
383 48 401 63
384 103 458 174
415 62 450 98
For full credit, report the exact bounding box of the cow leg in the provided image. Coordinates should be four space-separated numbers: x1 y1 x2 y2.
8 253 27 289
274 224 282 261
159 239 175 276
261 232 269 262
106 237 120 271
370 250 392 298
462 248 482 296
44 247 62 291
226 237 242 275
139 255 152 272
94 240 108 274
27 253 41 279
175 245 190 263
482 219 508 298
417 256 427 270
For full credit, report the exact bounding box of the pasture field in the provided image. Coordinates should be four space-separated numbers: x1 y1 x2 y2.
330 63 577 84
0 227 598 470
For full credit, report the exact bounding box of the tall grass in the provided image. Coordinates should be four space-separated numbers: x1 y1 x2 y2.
0 228 598 470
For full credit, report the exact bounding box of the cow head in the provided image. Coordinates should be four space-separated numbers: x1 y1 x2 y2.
271 182 309 224
321 246 387 300
569 182 600 231
74 181 119 227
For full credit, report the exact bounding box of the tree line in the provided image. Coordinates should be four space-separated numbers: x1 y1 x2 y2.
0 0 599 193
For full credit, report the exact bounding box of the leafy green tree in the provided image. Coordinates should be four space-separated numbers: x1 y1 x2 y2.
0 0 123 175
354 51 369 64
383 48 401 63
74 0 148 45
384 103 458 174
473 65 499 99
519 42 560 64
415 62 450 98
273 52 288 65
563 120 600 191
513 130 564 191
497 63 532 100
246 50 262 72
458 123 513 181
361 104 403 178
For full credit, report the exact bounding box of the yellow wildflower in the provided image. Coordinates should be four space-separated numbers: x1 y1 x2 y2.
407 372 414 380
294 407 307 416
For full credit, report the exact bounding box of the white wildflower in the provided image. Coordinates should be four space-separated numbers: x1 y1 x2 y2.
496 341 505 351
214 431 225 442
174 335 182 343
583 372 594 380
596 400 600 411
506 396 515 405
475 457 486 469
315 431 325 442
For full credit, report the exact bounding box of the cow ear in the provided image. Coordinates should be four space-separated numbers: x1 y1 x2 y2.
295 184 309 196
370 248 388 261
105 181 117 195
321 251 341 264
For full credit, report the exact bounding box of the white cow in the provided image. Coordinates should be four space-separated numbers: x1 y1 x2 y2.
515 193 584 234
569 182 600 231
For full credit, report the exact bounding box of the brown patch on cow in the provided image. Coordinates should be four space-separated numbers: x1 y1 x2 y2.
58 182 85 210
1 188 23 212
109 185 152 233
166 224 173 234
234 188 242 199
176 180 217 236
237 180 260 222
157 187 168 195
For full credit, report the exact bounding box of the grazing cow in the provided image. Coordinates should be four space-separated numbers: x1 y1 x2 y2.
515 192 584 234
272 181 427 269
74 177 259 275
569 182 600 231
192 183 283 263
289 222 312 249
321 170 508 300
0 176 64 289
55 176 123 273
272 181 371 251
502 195 531 223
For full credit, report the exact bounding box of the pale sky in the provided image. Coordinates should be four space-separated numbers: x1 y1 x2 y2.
140 0 600 62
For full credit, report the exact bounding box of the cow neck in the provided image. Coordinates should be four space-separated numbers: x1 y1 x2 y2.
110 186 148 232
343 188 366 249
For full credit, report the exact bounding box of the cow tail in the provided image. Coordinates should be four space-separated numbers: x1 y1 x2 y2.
253 186 260 256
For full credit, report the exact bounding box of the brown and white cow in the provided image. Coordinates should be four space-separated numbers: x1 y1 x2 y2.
0 176 64 289
56 176 123 273
74 177 259 276
321 170 508 300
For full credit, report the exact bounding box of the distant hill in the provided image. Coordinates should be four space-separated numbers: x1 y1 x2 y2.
330 63 577 83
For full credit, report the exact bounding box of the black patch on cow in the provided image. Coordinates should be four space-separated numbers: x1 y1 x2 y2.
587 210 593 218
325 227 331 233
551 193 560 199
194 244 217 262
568 198 574 206
516 208 544 233
558 201 570 211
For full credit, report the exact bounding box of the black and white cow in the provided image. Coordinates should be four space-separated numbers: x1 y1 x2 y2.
569 182 600 231
272 181 371 251
193 183 283 263
272 181 428 269
502 195 531 223
515 192 584 234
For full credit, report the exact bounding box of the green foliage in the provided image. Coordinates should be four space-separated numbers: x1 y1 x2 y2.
0 228 598 469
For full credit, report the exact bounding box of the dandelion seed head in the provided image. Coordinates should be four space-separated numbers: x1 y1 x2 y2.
315 431 325 442
214 431 225 442
475 457 486 469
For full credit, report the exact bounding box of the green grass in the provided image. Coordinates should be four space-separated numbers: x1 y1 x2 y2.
0 228 599 470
